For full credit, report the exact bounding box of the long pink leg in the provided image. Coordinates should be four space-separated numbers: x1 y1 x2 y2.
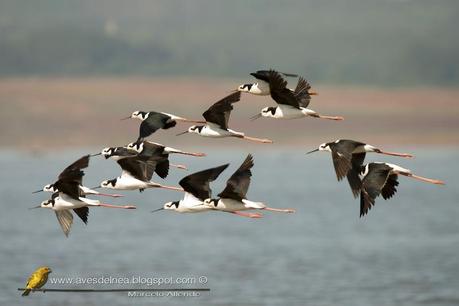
176 118 207 124
97 203 136 209
157 185 185 192
406 174 445 185
170 163 188 170
316 114 344 120
242 135 273 144
228 211 263 218
378 150 413 158
94 192 124 198
263 207 296 213
175 151 206 157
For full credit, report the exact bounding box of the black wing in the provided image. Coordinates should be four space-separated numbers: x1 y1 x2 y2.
138 141 166 158
346 152 366 198
251 70 297 82
117 157 156 182
268 70 300 108
73 207 89 224
294 77 313 108
218 154 254 201
139 112 176 140
179 164 229 200
202 92 241 130
55 155 90 200
360 163 392 217
381 174 399 200
330 140 365 181
154 158 170 179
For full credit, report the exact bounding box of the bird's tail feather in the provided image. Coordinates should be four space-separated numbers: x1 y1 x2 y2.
22 289 31 296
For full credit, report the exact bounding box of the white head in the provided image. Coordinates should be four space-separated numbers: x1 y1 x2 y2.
130 111 148 120
100 179 117 189
163 201 180 211
40 199 54 209
176 125 202 136
203 198 218 208
126 141 143 153
306 142 332 155
250 106 277 120
43 184 56 192
101 147 117 159
318 142 332 152
237 83 264 95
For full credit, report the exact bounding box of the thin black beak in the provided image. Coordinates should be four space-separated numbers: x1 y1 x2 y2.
90 153 101 157
306 149 319 154
32 189 43 194
121 116 131 120
250 113 262 121
90 186 102 190
29 205 41 210
176 131 188 136
151 208 164 213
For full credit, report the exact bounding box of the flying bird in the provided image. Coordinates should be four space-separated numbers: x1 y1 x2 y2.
126 140 206 171
32 155 123 198
307 139 413 197
237 70 299 95
203 154 295 218
177 92 273 144
153 164 229 213
250 70 343 121
21 266 52 296
122 111 205 141
97 155 184 192
30 193 135 237
359 162 444 217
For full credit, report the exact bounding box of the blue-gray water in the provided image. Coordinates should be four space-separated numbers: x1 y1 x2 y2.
1 148 458 306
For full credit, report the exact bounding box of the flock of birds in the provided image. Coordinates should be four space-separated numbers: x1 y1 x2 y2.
31 69 444 237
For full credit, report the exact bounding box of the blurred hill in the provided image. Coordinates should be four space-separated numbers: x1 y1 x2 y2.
1 78 458 151
1 0 458 86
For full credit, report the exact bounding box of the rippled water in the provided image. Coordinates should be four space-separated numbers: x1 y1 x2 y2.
0 148 458 306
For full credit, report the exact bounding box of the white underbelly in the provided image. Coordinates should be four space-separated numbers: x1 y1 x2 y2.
201 125 237 138
276 105 306 119
215 198 247 211
116 176 150 190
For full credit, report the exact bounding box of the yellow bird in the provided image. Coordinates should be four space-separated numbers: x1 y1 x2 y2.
22 266 52 296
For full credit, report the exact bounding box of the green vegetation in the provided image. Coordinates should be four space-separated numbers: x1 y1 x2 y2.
0 0 458 85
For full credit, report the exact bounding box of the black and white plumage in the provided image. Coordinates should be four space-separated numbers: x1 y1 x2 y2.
307 139 414 197
155 164 229 213
123 111 205 141
237 70 298 96
202 154 295 218
250 70 343 121
176 92 273 143
98 153 183 192
32 192 136 237
33 155 90 200
126 140 206 172
359 162 444 217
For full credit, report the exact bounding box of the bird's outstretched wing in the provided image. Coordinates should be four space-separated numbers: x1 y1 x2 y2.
202 92 241 130
73 207 89 224
294 77 313 108
267 70 301 108
55 155 90 200
346 152 366 198
117 157 156 182
360 164 392 217
250 70 298 82
179 164 229 200
55 210 74 237
139 112 176 140
381 174 399 200
218 154 254 201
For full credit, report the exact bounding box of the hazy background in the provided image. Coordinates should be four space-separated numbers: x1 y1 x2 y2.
0 1 458 305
